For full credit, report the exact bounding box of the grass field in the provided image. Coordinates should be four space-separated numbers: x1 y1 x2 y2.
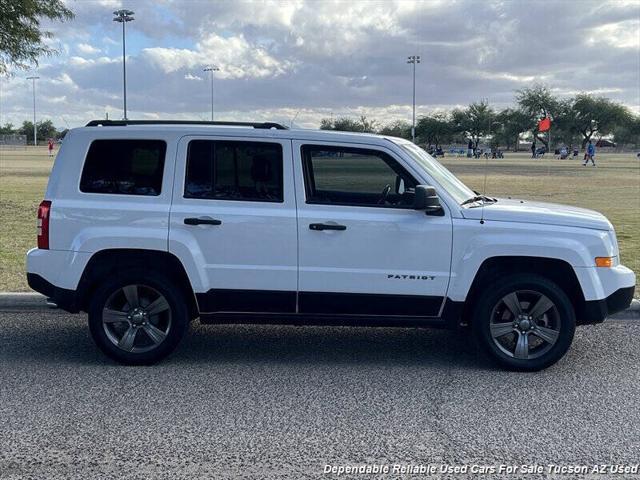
1 146 638 292
440 152 640 283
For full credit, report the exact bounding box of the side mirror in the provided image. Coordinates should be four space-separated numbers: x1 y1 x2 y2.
414 185 444 216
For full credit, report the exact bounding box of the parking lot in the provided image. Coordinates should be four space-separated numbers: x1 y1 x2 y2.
1 309 639 479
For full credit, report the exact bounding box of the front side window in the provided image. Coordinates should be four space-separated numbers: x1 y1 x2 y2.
80 139 166 196
301 145 417 208
185 140 283 202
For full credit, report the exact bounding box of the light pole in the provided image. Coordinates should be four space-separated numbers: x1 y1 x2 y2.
203 66 219 121
113 9 135 120
26 76 39 146
407 55 420 143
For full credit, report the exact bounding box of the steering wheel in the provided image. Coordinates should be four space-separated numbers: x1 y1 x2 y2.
377 184 392 205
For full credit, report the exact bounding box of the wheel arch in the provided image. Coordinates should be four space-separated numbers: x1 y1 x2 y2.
76 249 199 320
461 256 589 326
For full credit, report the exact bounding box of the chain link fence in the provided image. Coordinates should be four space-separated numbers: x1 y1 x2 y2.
0 134 28 150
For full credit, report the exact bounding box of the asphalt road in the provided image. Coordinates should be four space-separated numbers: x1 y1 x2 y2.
1 310 639 479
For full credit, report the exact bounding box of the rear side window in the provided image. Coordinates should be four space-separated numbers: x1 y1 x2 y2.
80 139 166 196
185 140 283 202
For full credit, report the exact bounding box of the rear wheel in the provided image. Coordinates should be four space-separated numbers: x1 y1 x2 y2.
472 274 575 371
88 270 189 365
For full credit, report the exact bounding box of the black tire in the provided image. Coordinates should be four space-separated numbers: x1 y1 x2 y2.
88 269 189 365
471 273 576 371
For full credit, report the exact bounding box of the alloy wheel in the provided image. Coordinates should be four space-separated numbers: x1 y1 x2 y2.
489 289 561 360
102 284 172 353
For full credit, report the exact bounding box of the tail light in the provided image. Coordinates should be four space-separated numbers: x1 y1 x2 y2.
37 200 51 249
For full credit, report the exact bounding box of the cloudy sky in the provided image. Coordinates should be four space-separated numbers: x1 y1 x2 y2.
0 0 638 129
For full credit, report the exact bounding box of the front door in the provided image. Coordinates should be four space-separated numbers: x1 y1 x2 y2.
169 135 297 313
293 141 453 317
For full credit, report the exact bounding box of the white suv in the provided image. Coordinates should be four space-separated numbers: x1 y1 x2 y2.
26 120 636 370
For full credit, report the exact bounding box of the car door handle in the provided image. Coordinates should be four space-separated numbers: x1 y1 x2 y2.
309 223 347 231
184 217 222 226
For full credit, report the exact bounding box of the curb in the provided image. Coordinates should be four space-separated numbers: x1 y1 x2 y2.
0 293 54 310
0 292 638 320
608 298 640 321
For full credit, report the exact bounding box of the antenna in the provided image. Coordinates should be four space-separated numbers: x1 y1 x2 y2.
480 97 490 225
290 110 301 128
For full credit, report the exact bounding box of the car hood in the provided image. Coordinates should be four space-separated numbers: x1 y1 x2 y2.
461 198 612 231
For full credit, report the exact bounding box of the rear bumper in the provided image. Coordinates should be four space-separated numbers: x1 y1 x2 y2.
27 273 79 313
580 286 635 324
26 248 91 290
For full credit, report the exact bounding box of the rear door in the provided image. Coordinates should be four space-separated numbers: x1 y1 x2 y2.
292 140 453 317
169 135 298 313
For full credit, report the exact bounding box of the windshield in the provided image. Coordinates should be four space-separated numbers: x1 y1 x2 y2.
394 141 475 204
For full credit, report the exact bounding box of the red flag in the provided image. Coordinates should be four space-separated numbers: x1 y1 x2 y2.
538 117 551 132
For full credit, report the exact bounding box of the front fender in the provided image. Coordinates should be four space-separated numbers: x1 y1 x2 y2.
447 219 616 302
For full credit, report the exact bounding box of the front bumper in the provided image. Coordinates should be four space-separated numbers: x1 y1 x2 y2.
580 286 635 324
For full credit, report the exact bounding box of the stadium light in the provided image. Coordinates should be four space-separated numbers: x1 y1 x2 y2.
407 55 421 143
26 76 40 146
113 9 135 120
203 66 220 121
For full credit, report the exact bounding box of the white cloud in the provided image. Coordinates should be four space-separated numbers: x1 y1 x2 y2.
102 36 119 46
93 0 122 7
48 95 68 104
49 73 77 89
552 87 625 96
68 56 119 67
2 0 638 129
77 43 101 55
143 33 293 79
477 72 551 84
588 20 640 49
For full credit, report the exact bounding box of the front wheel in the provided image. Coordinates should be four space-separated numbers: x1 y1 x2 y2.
472 274 576 371
88 270 189 365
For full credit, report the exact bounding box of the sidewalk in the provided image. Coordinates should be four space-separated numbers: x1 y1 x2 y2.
1 292 638 320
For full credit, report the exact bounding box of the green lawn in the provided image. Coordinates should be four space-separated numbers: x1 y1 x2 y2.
0 147 638 292
440 152 640 279
0 148 53 291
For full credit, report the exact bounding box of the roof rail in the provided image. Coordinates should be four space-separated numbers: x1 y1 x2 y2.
85 120 289 130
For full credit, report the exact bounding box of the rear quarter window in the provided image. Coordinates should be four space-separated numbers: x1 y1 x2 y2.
80 139 167 196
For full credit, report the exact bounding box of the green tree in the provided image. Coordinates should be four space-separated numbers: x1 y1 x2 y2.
451 100 495 148
0 122 15 134
319 115 377 133
378 120 411 140
0 0 74 74
415 113 453 148
332 117 363 132
495 108 530 151
358 115 378 133
549 99 583 150
612 115 640 148
572 93 631 148
319 118 334 130
37 119 57 140
18 120 35 143
17 119 58 143
516 85 560 149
